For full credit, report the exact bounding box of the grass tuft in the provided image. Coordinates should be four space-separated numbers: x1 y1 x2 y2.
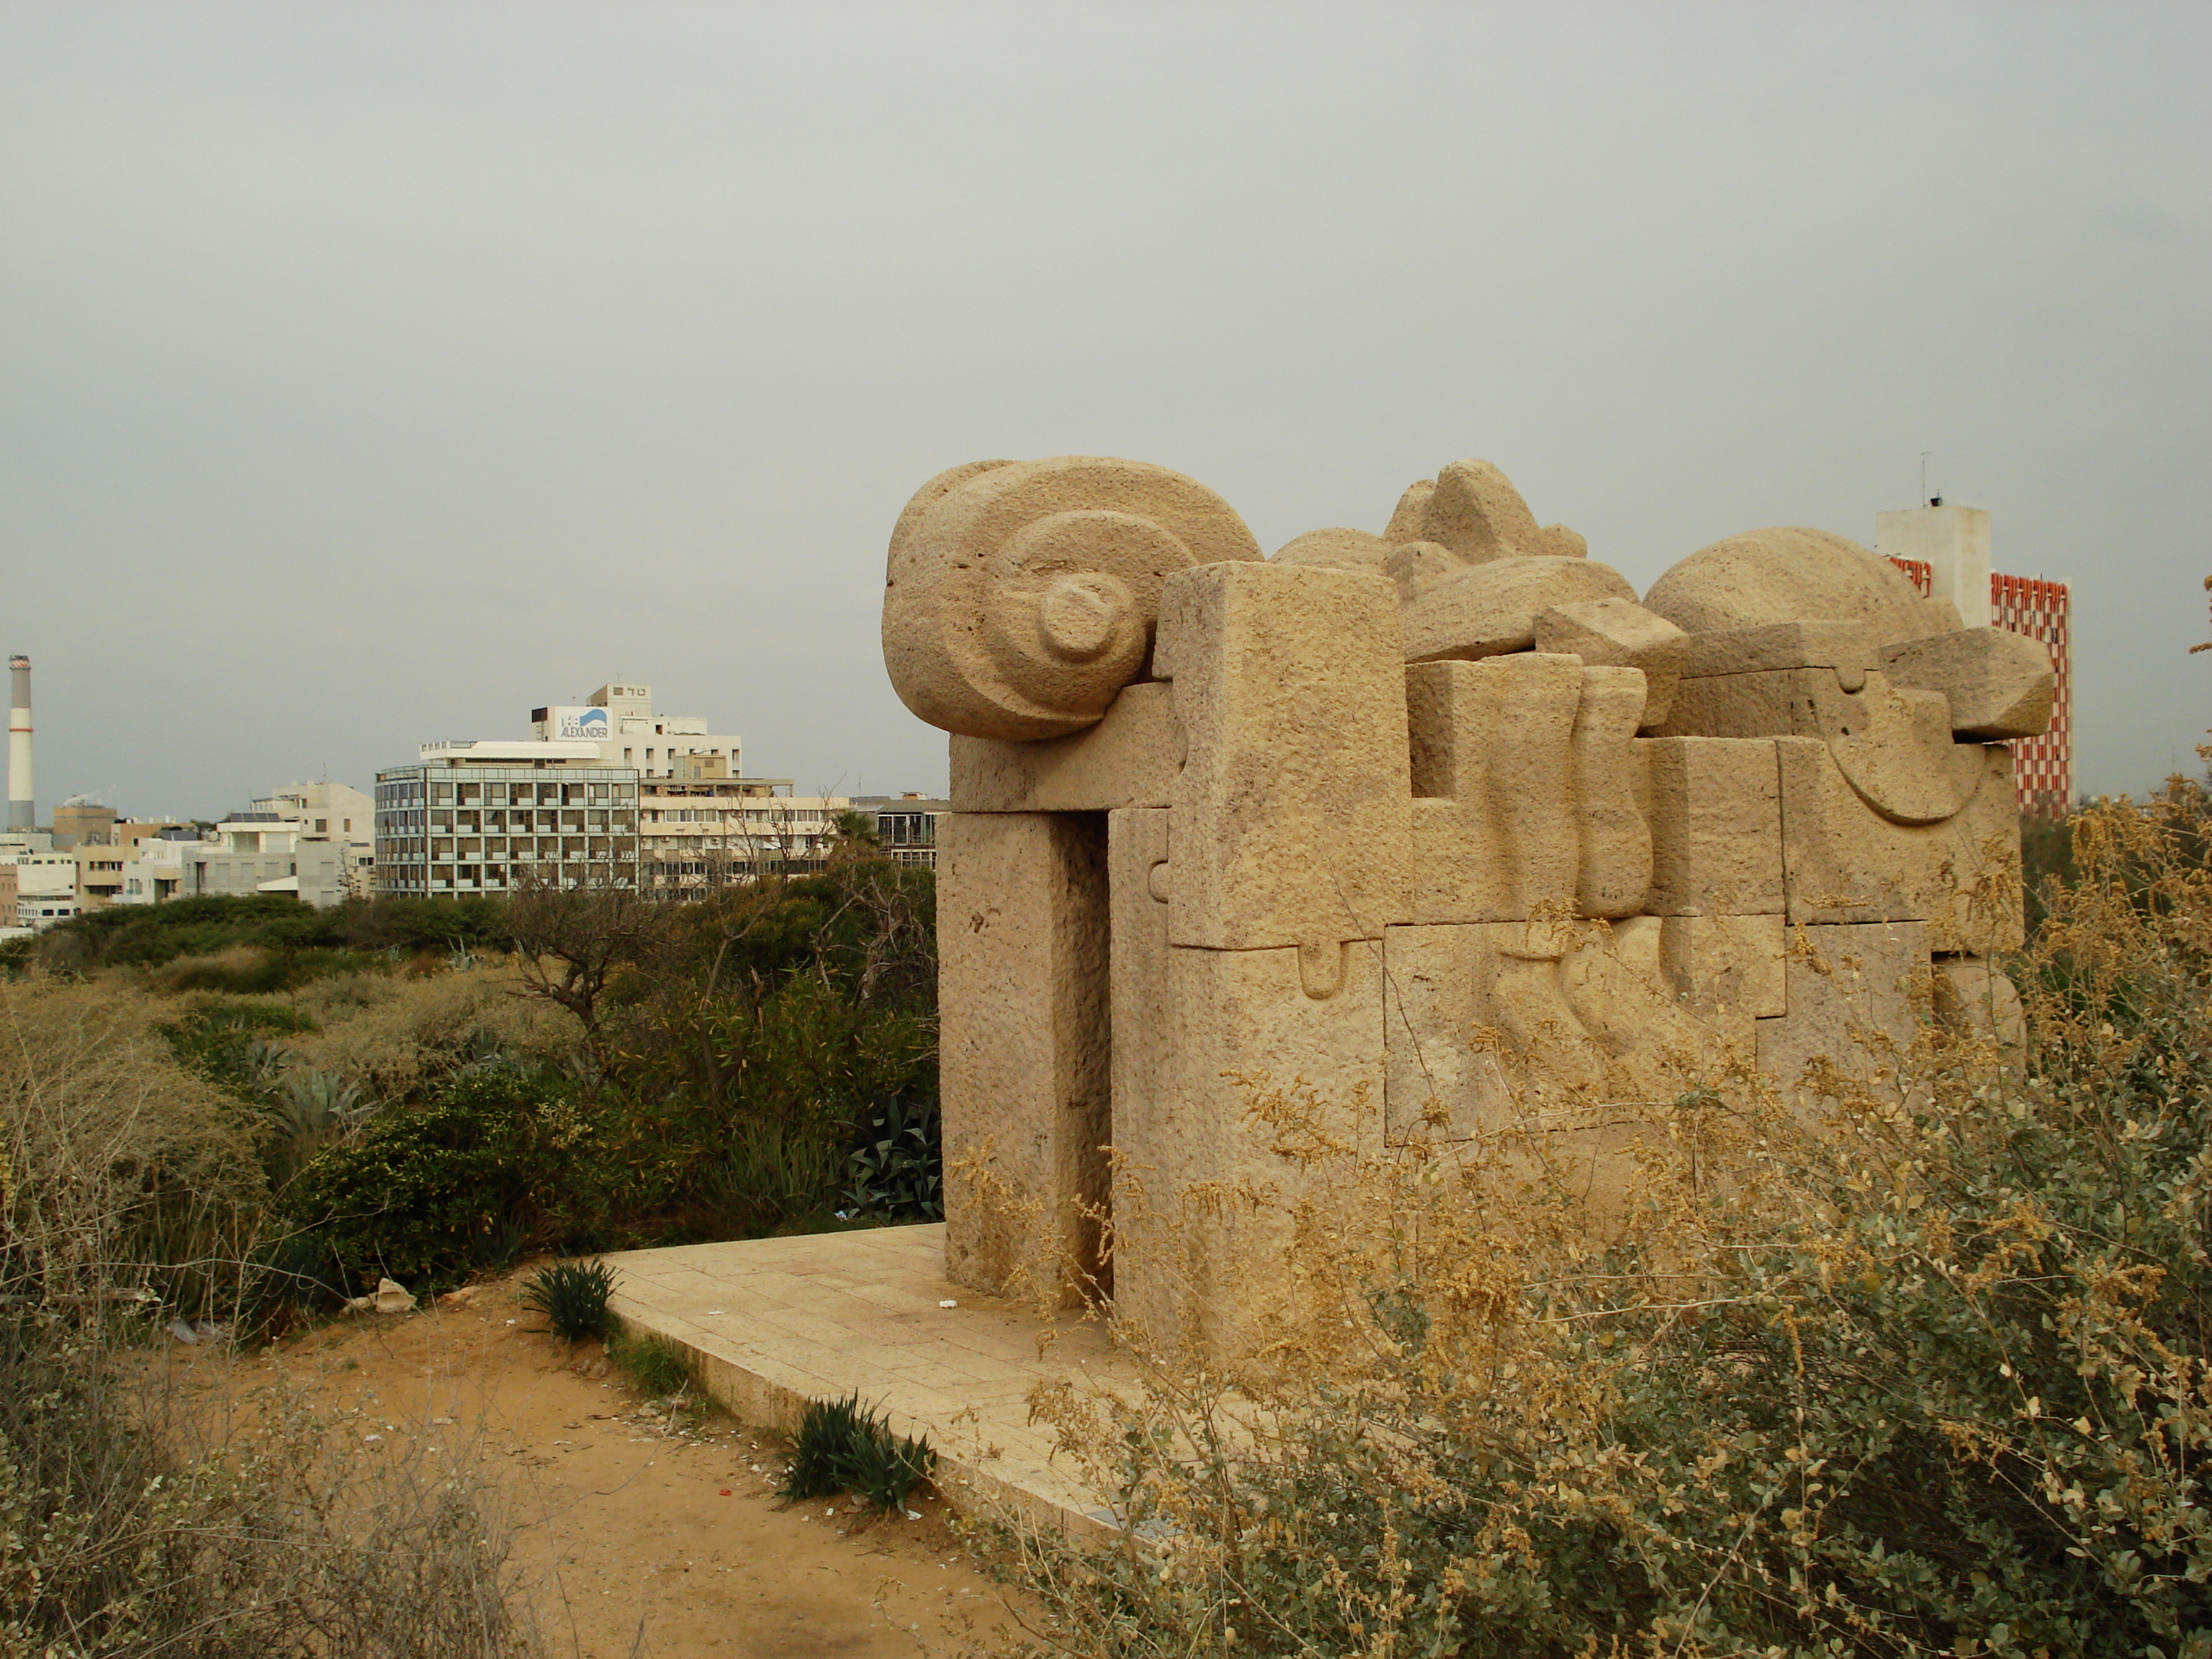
608 1329 693 1398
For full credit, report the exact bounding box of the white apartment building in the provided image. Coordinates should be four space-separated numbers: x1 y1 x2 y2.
375 741 641 899
529 683 745 781
638 755 848 895
251 780 377 898
850 795 950 870
172 819 351 907
14 849 82 930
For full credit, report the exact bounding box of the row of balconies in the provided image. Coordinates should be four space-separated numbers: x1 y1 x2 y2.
414 836 640 860
436 810 634 834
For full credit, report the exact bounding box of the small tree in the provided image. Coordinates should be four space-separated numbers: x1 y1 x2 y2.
504 879 658 1069
830 808 882 858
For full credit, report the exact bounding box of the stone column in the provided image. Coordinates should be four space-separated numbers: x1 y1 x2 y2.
936 810 1110 1306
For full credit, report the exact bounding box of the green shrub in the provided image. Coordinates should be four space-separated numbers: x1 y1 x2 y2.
30 891 517 974
585 862 939 1241
776 1390 935 1513
278 1069 542 1292
520 1259 616 1342
2 973 540 1649
42 892 351 969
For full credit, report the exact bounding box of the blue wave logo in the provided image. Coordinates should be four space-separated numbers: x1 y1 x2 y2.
564 709 609 735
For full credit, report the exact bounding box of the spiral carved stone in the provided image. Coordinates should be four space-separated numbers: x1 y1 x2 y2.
883 457 1264 739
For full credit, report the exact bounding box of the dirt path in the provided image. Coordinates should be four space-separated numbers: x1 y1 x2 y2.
258 1269 1026 1658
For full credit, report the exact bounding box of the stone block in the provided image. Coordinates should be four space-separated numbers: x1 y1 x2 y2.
937 811 1111 1305
1534 597 1691 727
1570 666 1653 919
1115 938 1388 1357
1658 913 1786 1018
1678 620 1881 691
1384 540 1462 603
1407 656 1581 922
1881 627 2055 740
1401 556 1638 664
1382 918 1750 1199
1775 738 2023 953
1408 657 1650 923
1755 920 1930 1108
950 681 1180 812
1635 736 1784 915
1157 562 1411 950
1418 459 1588 563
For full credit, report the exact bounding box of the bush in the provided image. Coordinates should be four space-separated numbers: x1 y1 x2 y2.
3 979 267 1315
521 1259 616 1341
157 945 367 996
281 963 583 1105
37 892 352 970
278 1069 542 1293
1013 786 2212 1658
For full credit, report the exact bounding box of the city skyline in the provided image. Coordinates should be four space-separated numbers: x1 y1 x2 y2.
4 4 2206 817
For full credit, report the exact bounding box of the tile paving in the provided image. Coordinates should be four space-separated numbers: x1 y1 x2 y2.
601 1223 1129 1534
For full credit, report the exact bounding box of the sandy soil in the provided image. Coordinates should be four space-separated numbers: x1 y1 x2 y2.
242 1268 1028 1658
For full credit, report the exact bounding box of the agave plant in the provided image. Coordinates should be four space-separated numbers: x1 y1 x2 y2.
842 1092 942 1220
266 1068 365 1141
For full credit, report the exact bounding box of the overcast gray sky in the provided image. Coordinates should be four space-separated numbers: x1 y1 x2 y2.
3 1 2206 817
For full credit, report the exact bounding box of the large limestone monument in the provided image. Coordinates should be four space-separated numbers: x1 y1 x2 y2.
881 457 2053 1355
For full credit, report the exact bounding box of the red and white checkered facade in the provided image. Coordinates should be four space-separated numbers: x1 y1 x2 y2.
1889 557 2072 818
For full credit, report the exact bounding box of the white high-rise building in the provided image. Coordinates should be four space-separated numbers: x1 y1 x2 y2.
528 683 745 781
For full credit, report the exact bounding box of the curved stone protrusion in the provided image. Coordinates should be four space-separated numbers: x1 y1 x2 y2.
1644 526 1953 643
1822 675 1989 825
1384 479 1436 543
1272 526 1393 572
1380 460 1586 565
884 457 1264 739
1401 556 1637 664
1662 665 1987 827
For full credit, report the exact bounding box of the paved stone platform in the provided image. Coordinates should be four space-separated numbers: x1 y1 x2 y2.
601 1223 1126 1533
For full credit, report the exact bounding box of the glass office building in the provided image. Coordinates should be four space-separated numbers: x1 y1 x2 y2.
374 752 640 897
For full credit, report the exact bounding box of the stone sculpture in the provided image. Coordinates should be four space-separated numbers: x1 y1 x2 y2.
882 456 2051 1355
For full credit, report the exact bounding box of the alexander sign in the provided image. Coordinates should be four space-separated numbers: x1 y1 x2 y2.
544 707 612 742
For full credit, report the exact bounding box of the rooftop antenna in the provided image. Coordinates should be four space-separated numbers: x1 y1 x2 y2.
1920 450 1936 508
